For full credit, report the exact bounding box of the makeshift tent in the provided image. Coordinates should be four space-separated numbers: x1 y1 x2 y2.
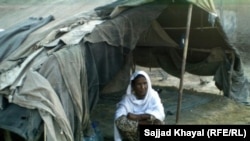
0 0 250 141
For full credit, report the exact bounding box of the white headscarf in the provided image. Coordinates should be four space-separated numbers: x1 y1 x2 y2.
114 70 165 141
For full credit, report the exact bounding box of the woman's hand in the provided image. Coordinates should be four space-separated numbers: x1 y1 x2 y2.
127 113 164 125
127 113 139 121
152 119 163 125
127 113 151 121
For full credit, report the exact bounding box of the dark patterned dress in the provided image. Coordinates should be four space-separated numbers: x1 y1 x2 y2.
115 115 139 141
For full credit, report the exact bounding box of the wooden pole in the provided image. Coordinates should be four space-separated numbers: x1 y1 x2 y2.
176 4 193 124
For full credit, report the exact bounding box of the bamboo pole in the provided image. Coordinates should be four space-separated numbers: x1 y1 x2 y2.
176 4 193 124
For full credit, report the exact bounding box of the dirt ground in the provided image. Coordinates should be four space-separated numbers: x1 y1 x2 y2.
91 61 250 141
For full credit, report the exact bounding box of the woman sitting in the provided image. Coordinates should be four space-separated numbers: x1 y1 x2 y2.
114 70 165 141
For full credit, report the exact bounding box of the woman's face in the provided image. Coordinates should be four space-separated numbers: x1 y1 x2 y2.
132 76 148 99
